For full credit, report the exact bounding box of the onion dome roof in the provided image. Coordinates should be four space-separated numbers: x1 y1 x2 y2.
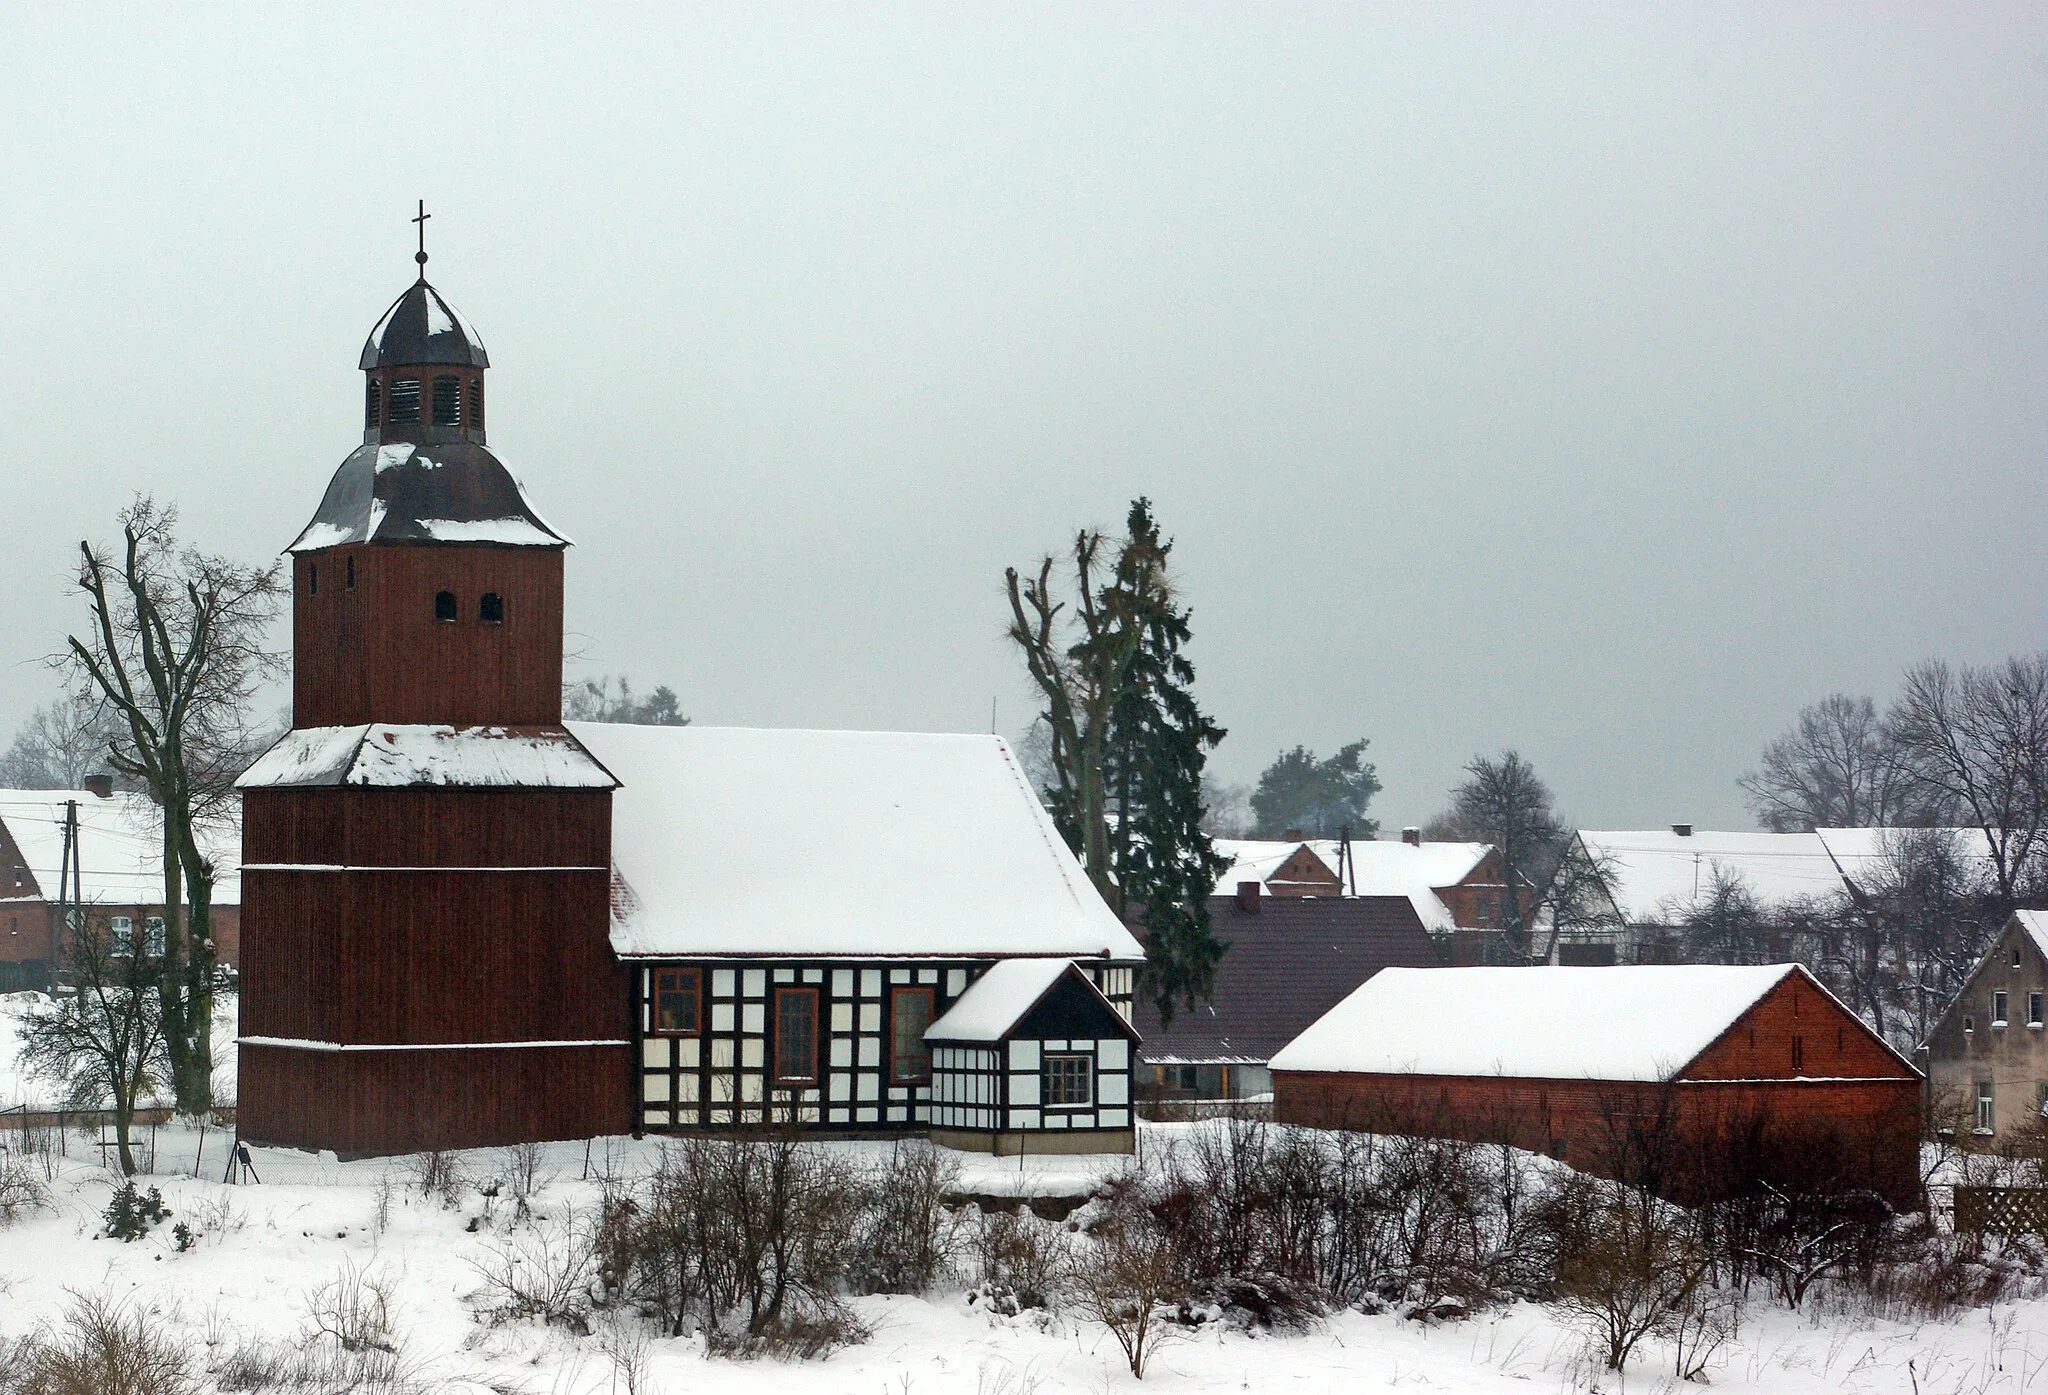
359 280 489 370
287 441 569 552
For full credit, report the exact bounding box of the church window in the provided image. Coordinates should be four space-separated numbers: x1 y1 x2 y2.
480 592 504 624
434 590 457 622
365 379 381 429
388 378 421 424
346 555 355 590
307 564 318 596
431 374 462 427
773 988 819 1083
654 968 700 1034
467 378 483 431
890 986 934 1082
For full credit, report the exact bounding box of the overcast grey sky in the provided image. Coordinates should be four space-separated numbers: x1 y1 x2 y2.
2 5 2043 830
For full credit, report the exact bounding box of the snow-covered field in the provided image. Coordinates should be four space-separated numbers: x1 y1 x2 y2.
0 1125 2045 1394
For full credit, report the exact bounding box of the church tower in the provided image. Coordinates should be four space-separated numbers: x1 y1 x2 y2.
237 230 629 1156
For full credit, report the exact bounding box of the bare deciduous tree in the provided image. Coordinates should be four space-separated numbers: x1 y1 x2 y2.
0 692 127 791
1887 654 2048 911
66 497 286 1116
1740 693 1921 832
18 916 167 1175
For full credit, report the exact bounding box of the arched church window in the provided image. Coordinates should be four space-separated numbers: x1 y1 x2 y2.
432 375 462 427
389 378 421 424
480 592 504 624
365 379 381 429
467 378 483 431
435 590 457 622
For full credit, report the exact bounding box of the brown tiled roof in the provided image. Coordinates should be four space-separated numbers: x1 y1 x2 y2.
1134 895 1444 1065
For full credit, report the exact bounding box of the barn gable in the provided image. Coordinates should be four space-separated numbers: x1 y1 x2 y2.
1681 968 1918 1082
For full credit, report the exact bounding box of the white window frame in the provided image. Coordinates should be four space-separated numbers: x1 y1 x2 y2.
109 916 133 957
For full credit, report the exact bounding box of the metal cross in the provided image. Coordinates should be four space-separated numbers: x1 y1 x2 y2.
413 199 431 275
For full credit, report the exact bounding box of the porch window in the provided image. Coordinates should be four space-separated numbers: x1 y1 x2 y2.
1043 1053 1091 1108
773 987 819 1083
889 986 934 1082
1976 1082 1995 1133
653 968 700 1034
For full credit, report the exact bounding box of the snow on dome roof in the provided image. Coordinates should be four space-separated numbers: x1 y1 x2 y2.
925 959 1078 1042
1269 963 1808 1081
286 441 570 552
359 280 488 369
567 723 1144 961
0 789 242 907
237 725 617 790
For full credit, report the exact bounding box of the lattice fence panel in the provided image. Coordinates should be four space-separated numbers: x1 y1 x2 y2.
1954 1185 2048 1236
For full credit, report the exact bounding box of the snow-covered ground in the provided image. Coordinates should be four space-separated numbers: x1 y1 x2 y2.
0 1126 2044 1394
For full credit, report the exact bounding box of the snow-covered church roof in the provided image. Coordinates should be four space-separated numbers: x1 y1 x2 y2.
568 723 1144 962
287 441 570 552
1269 963 1881 1082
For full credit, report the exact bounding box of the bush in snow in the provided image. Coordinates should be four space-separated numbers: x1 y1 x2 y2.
304 1259 397 1354
101 1182 170 1242
850 1139 966 1295
0 1290 194 1395
469 1210 600 1336
1547 1172 1719 1373
969 1205 1067 1314
0 1154 50 1227
1064 1181 1186 1380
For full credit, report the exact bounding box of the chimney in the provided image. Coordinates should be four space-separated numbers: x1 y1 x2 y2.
1235 881 1262 913
1281 829 1304 843
1401 826 1421 847
1671 822 1693 837
83 775 114 799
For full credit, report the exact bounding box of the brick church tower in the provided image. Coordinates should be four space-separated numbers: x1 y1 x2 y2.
237 245 629 1156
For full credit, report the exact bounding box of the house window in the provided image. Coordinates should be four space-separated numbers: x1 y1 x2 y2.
144 917 165 958
2016 948 2025 969
1976 1081 1995 1133
388 378 420 424
2031 992 2043 1028
1965 1015 1976 1034
109 916 133 957
1790 1035 1805 1073
479 592 504 624
434 591 457 622
653 968 700 1034
890 986 934 1082
1042 1053 1091 1108
1995 992 2009 1027
431 374 462 427
467 378 483 430
365 378 381 429
773 987 819 1083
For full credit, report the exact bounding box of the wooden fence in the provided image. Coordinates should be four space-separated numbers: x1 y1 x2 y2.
1954 1185 2048 1236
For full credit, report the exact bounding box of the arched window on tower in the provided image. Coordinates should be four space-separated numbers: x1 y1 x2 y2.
467 378 483 431
365 379 381 429
480 592 504 624
435 590 457 622
432 375 462 427
389 378 421 424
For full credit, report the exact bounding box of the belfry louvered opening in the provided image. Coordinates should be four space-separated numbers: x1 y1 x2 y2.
388 378 421 424
466 378 483 431
432 375 462 427
365 379 381 429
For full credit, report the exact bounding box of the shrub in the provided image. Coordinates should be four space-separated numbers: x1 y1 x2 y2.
2 1291 195 1395
1549 1175 1718 1373
1066 1183 1185 1379
852 1139 964 1295
102 1182 170 1242
403 1151 464 1208
0 1154 50 1227
304 1259 396 1353
469 1211 598 1335
970 1206 1066 1313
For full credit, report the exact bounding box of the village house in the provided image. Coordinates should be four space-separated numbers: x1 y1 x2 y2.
1270 963 1924 1205
1212 831 1526 954
0 785 242 991
235 263 1141 1159
1921 910 2048 1143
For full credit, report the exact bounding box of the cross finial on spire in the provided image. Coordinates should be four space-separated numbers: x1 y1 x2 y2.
413 199 431 279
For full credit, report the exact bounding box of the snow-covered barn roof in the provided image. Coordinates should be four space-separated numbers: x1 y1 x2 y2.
925 959 1078 1042
287 441 570 552
1211 837 1491 932
237 725 617 790
1271 963 1832 1081
568 723 1144 961
0 789 241 908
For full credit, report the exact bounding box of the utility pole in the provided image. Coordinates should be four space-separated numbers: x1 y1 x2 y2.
53 800 81 994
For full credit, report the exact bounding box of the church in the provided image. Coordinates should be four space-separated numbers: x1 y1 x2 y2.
235 247 1143 1159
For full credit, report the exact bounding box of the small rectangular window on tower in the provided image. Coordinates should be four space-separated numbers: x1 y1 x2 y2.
432 375 462 427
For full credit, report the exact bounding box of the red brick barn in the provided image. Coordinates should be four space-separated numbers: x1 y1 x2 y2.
1271 964 1923 1205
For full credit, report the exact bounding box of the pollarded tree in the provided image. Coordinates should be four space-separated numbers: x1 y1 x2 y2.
67 497 285 1116
1248 740 1381 839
